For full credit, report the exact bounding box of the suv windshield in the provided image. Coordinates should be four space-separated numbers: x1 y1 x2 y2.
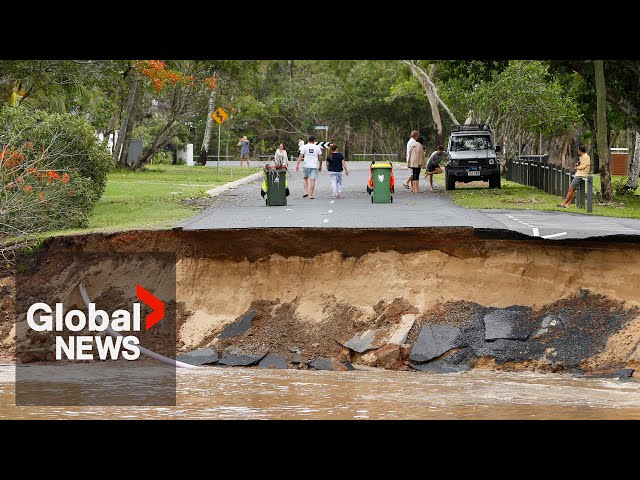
450 135 493 152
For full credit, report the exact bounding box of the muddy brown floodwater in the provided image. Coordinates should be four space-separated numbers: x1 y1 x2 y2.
1 365 639 419
3 228 640 418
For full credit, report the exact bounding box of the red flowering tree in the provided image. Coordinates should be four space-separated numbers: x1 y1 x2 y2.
111 60 208 169
0 105 111 263
111 60 251 169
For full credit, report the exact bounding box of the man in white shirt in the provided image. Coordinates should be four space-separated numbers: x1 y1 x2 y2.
403 130 420 189
296 135 323 199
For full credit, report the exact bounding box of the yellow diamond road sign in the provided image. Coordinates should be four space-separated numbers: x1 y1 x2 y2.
212 107 229 124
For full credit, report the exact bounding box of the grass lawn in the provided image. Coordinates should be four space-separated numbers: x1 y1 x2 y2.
47 164 258 236
435 173 640 219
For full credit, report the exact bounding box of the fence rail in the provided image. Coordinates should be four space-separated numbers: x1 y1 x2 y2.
507 156 593 213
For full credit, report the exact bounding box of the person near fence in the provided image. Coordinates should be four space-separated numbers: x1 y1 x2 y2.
274 143 288 168
407 136 425 193
296 135 323 199
325 143 349 198
424 145 450 191
403 130 420 189
558 145 590 208
238 135 251 167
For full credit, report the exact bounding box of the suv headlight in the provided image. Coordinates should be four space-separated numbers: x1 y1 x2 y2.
449 159 459 167
489 158 495 165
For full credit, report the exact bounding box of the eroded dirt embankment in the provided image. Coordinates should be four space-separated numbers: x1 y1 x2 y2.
2 228 640 375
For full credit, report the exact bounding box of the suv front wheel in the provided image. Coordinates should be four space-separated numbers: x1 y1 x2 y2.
445 174 456 191
489 174 501 189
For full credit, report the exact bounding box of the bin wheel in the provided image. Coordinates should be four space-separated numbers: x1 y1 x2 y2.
265 198 268 206
371 195 374 203
390 195 393 203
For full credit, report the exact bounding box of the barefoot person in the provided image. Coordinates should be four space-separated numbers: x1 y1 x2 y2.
558 145 590 208
424 145 450 191
296 135 323 199
403 130 420 189
407 136 425 192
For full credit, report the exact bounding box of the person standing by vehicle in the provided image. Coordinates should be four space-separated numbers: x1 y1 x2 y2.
238 135 251 167
424 145 450 191
403 130 420 189
407 136 425 192
558 145 590 208
326 143 349 198
296 135 323 199
274 143 288 168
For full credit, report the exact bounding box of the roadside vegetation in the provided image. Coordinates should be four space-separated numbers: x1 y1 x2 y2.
439 173 640 219
52 164 257 233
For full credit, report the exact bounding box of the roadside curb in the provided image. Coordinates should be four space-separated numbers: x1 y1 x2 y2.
205 171 263 197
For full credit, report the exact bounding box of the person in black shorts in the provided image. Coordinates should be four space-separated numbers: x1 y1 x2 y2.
407 136 425 193
424 145 450 191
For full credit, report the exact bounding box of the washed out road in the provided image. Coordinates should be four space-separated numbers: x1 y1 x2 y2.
180 161 640 240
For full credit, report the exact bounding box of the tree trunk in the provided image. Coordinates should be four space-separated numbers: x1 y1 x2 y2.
103 109 118 148
119 88 141 168
625 131 640 191
404 61 459 126
370 128 374 153
594 60 612 201
112 74 138 164
199 84 217 165
424 64 443 145
133 120 179 169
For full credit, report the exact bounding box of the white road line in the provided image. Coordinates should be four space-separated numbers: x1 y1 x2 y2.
328 210 333 213
532 228 539 237
330 200 335 204
542 232 567 239
323 219 329 223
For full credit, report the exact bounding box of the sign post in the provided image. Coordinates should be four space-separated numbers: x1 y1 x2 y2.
212 108 229 172
315 125 328 142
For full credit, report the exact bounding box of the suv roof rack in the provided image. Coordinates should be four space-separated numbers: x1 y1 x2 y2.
451 124 492 132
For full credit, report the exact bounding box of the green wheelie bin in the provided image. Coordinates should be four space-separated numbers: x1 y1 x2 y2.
264 167 288 206
370 163 393 203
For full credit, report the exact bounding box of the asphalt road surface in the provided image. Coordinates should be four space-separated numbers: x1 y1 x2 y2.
180 161 640 240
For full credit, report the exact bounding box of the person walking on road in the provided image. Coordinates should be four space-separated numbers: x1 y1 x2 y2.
238 136 251 167
326 143 349 198
403 130 420 189
274 143 288 168
424 145 450 191
296 135 323 199
407 136 425 193
558 145 590 208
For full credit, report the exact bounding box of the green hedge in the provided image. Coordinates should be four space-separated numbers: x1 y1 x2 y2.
0 106 112 234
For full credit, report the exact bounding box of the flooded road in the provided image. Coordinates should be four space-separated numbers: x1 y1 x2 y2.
1 365 639 419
